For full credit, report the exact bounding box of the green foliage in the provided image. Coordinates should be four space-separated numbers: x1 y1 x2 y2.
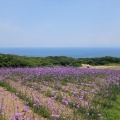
0 115 6 120
102 95 120 120
56 94 63 101
45 90 53 97
0 53 119 67
80 56 120 65
0 54 82 67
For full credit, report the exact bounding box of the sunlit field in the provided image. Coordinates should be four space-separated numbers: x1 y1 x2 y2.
0 67 120 120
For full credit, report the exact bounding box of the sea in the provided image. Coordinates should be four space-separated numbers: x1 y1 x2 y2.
0 47 120 58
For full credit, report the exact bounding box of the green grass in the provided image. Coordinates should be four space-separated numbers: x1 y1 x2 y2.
102 95 120 120
0 116 6 120
106 63 120 66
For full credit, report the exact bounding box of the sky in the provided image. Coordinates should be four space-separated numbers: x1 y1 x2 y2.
0 0 120 48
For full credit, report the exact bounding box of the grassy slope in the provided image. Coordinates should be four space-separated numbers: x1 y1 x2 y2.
102 95 120 120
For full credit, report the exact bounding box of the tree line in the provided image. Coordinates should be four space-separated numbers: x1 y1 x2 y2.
80 56 120 65
0 53 120 67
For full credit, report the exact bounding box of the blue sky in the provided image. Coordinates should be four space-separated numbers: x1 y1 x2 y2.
0 0 120 47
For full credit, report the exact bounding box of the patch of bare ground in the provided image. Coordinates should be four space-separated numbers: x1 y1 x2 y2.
9 80 82 120
81 64 120 69
0 87 46 120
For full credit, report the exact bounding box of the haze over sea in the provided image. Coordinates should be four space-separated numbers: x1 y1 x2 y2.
0 47 120 58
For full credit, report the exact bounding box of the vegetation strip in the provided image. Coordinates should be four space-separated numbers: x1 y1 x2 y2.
0 53 120 67
102 95 120 120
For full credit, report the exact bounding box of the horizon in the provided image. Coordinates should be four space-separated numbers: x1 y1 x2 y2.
0 47 120 58
0 47 120 49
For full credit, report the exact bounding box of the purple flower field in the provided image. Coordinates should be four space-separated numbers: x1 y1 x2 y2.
0 67 120 120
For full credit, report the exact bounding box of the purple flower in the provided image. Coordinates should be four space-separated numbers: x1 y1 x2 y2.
33 104 36 107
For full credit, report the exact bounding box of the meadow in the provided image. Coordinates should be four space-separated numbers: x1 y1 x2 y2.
0 67 120 120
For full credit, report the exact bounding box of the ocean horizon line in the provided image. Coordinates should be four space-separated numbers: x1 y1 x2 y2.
0 47 120 58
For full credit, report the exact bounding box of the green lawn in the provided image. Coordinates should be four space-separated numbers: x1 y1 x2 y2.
102 95 120 120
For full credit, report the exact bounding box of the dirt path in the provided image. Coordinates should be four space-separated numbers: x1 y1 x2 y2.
0 87 46 120
81 64 120 69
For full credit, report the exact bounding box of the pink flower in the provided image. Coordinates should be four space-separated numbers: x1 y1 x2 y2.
23 106 29 112
77 104 80 108
33 104 36 107
98 114 102 118
85 101 88 106
10 118 15 120
51 114 60 118
39 103 42 107
78 96 83 101
17 105 20 109
34 98 39 103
